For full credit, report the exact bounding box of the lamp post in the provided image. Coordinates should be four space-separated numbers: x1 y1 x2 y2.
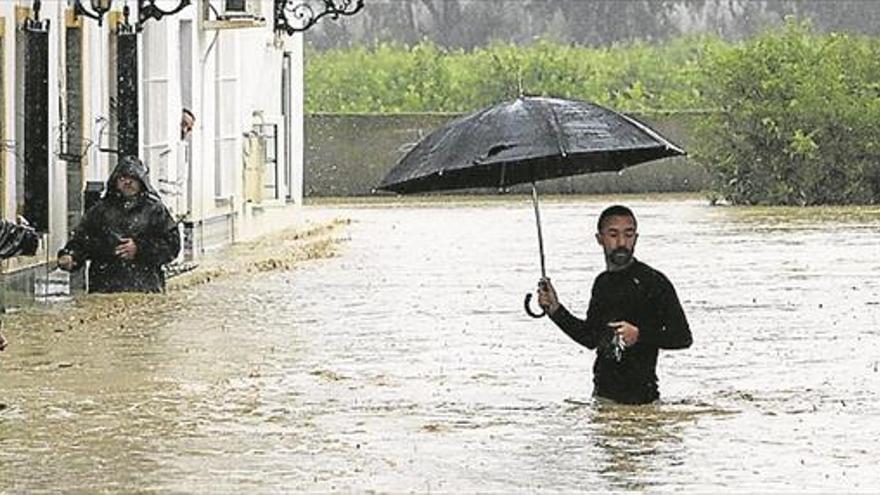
274 0 363 35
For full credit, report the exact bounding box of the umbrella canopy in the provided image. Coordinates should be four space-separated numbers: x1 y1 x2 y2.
376 96 686 318
378 96 684 194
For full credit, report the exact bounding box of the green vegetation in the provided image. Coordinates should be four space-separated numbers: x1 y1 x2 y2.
306 20 880 204
305 35 721 113
695 20 880 205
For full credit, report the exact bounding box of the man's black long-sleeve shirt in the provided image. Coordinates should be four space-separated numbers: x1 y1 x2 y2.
549 259 692 404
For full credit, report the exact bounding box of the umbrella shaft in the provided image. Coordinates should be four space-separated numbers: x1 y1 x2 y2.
531 183 546 278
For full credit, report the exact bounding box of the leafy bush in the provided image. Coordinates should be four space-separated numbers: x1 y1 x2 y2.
694 19 880 205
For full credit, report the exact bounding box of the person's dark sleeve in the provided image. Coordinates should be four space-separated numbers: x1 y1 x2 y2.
57 208 103 267
549 286 604 350
135 207 180 266
0 220 39 259
637 274 692 349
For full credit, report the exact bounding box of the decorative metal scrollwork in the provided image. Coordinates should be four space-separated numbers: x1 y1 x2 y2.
73 0 113 26
73 0 190 28
274 0 364 35
137 0 191 26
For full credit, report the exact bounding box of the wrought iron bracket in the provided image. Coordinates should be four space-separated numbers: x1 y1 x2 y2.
73 0 190 29
73 0 112 26
138 0 191 26
274 0 363 35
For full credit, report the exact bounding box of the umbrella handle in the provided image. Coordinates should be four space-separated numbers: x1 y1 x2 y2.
523 293 546 318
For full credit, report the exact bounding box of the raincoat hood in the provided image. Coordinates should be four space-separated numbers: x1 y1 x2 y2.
106 155 160 200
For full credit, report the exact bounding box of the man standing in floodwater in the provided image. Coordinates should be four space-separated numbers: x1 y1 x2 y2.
57 156 180 293
537 205 692 404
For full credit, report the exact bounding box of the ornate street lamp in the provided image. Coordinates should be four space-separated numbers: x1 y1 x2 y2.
73 0 190 28
274 0 363 35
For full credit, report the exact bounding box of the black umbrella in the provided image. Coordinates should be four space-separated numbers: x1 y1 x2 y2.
377 96 685 317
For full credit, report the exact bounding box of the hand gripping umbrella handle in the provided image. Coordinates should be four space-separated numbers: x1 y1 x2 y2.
523 293 546 318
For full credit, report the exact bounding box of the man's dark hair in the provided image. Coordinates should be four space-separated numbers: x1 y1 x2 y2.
597 205 637 232
182 108 195 120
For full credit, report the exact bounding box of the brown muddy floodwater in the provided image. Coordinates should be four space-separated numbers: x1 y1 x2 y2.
1 195 879 492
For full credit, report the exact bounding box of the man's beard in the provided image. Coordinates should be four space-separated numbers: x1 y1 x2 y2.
607 247 633 268
121 194 139 211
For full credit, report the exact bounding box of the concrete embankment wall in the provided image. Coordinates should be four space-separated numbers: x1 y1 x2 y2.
304 112 707 197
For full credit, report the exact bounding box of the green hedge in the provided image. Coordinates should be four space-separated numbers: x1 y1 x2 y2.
306 21 880 204
305 36 722 113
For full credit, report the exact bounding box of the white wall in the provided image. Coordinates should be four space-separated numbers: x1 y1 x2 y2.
287 33 304 204
1 3 18 219
46 1 64 254
145 0 306 246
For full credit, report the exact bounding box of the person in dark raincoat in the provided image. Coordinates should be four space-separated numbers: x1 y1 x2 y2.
537 205 692 404
0 218 40 352
57 155 180 293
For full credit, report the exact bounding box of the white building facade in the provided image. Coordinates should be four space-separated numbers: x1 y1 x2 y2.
0 0 307 306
